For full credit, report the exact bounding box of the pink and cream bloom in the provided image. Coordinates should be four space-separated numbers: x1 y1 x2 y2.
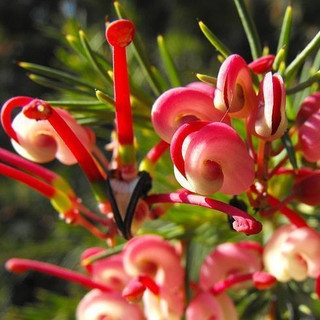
151 82 230 143
248 72 287 141
214 54 257 118
186 291 238 320
122 235 185 320
297 92 320 162
76 289 144 320
170 121 255 195
1 97 94 165
200 241 263 291
263 224 320 283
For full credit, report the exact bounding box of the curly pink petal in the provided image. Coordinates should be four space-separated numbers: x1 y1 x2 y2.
76 289 144 320
11 108 94 165
171 121 255 195
186 292 238 320
151 86 230 143
214 54 257 118
200 241 263 290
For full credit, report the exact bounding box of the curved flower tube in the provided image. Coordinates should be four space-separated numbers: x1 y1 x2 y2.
298 108 320 162
151 84 230 143
186 291 238 320
171 121 255 195
200 241 263 290
263 224 320 282
214 54 257 118
248 72 287 140
76 289 144 320
1 97 94 165
123 235 185 320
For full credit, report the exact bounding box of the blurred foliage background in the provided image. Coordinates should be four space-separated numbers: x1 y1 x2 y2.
0 0 319 319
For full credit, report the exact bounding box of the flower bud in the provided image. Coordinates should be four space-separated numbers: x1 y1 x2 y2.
248 72 287 140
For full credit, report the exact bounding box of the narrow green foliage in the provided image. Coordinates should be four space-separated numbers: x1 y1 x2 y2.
195 73 217 86
18 62 105 92
151 65 171 91
157 35 181 87
28 74 94 96
233 0 262 60
273 47 286 73
287 71 320 95
95 89 115 106
198 21 231 59
113 1 162 96
79 29 111 86
276 5 292 63
281 131 298 171
285 31 320 81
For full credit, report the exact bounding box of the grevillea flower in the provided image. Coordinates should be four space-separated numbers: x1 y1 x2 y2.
1 97 94 165
170 121 255 195
151 82 230 143
263 224 320 283
298 112 320 163
186 291 238 320
76 289 144 320
122 235 185 320
200 241 263 290
296 91 320 127
214 54 257 118
248 72 287 141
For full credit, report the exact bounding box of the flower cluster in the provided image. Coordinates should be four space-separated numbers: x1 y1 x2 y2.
1 1 320 319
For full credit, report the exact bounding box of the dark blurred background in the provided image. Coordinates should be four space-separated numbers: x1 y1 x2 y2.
0 0 319 319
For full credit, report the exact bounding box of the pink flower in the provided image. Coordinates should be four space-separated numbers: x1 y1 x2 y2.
248 72 287 140
170 121 255 195
248 54 275 75
296 92 320 127
123 235 185 320
298 106 320 163
186 291 238 320
151 83 230 143
76 289 144 320
10 105 94 165
263 224 320 282
214 54 257 118
200 241 263 290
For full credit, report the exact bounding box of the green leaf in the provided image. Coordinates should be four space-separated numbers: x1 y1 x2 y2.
276 5 292 63
28 74 94 96
233 0 262 60
157 35 181 87
195 73 217 86
79 29 112 86
281 131 298 171
113 1 162 96
198 21 231 59
286 71 320 95
285 31 320 81
18 61 105 92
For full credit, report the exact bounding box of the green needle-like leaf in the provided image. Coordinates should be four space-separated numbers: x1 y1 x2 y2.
113 1 162 96
281 131 298 171
18 62 105 92
233 0 262 60
198 21 231 59
195 73 217 86
157 35 181 87
79 29 112 86
95 89 115 106
276 5 292 63
151 65 171 91
285 31 320 81
28 74 95 96
286 71 320 95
